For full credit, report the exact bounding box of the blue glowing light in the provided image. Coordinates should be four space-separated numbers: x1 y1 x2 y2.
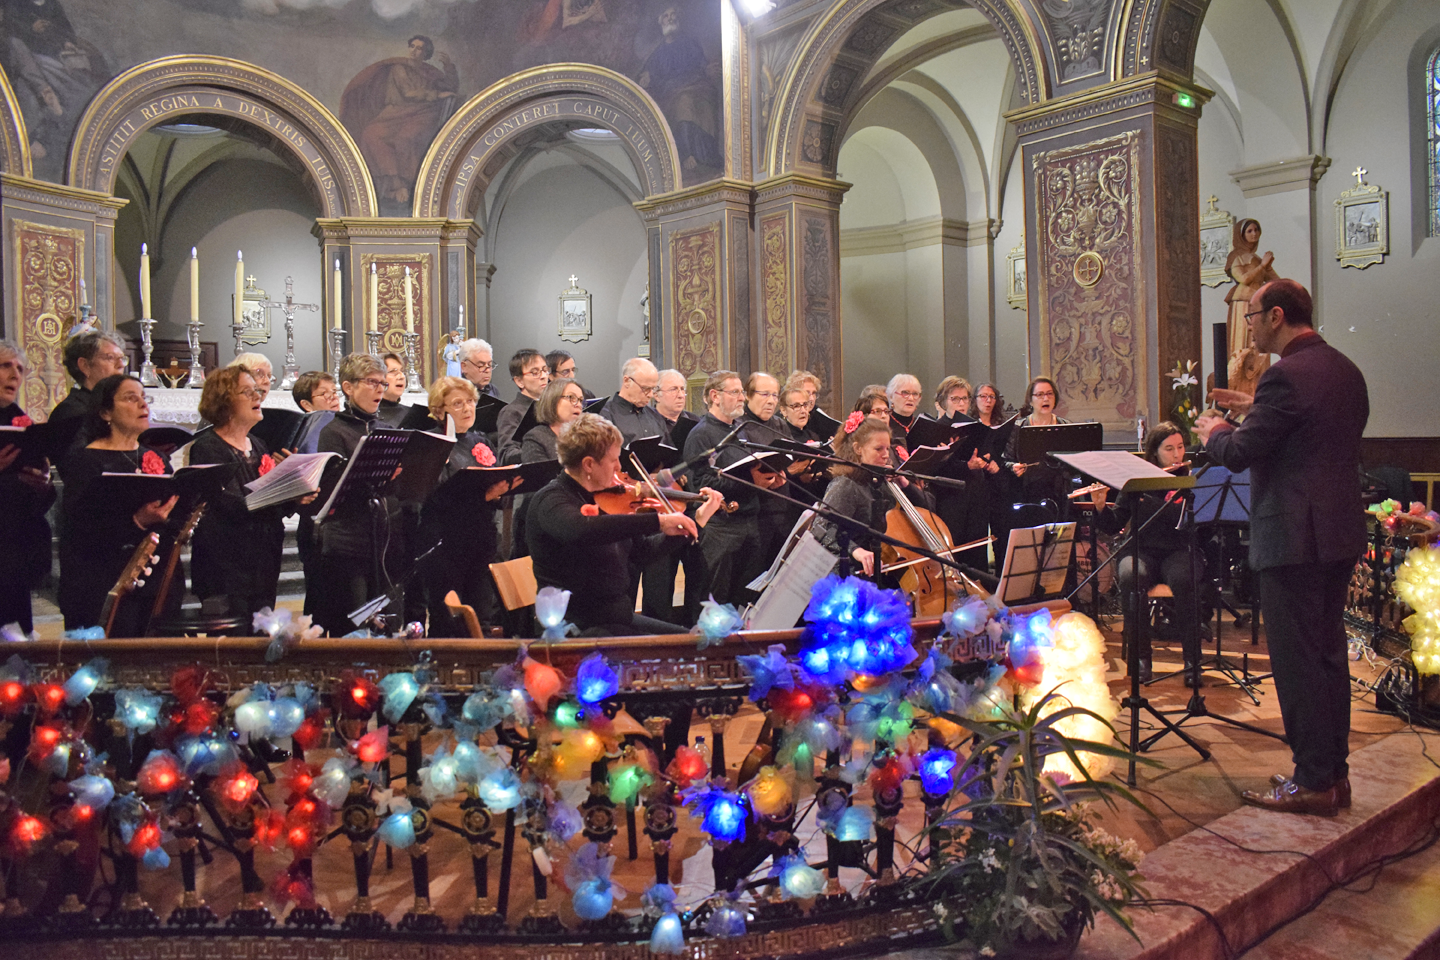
379 672 420 723
62 658 107 706
575 654 619 706
799 576 916 681
683 784 748 844
919 748 958 795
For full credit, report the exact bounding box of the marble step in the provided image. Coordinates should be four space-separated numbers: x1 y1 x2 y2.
1075 729 1440 960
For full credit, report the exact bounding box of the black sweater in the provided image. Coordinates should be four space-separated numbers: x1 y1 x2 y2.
526 472 661 630
187 429 287 612
0 403 56 589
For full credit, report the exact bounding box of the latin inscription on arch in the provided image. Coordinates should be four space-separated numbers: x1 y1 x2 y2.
94 87 341 214
448 96 661 219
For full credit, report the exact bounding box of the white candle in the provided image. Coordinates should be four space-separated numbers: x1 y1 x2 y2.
189 247 199 323
79 278 87 307
458 303 464 333
404 266 414 334
234 250 244 328
140 243 151 319
332 258 342 329
369 262 378 332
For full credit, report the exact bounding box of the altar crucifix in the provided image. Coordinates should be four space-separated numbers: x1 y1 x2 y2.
261 277 321 390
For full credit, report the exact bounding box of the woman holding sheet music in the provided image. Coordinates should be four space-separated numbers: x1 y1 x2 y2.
419 376 520 636
188 365 299 619
0 340 56 635
57 374 179 636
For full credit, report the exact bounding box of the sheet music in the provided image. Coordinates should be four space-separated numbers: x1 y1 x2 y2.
1052 450 1193 493
996 522 1075 604
746 530 838 631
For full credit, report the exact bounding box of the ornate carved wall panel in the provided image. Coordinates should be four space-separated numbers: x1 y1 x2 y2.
760 211 791 376
730 212 752 375
1119 0 1208 78
360 253 433 383
1037 0 1109 86
1155 122 1202 384
11 219 83 414
670 223 723 379
1032 130 1144 427
800 213 839 408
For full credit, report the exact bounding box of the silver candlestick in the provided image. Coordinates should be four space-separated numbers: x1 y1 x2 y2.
231 320 245 359
329 327 348 380
366 330 383 358
279 308 299 390
137 318 160 386
184 321 205 388
403 331 423 393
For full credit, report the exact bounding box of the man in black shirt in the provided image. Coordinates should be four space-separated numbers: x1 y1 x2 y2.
496 348 549 462
595 357 670 445
682 370 785 606
457 338 501 398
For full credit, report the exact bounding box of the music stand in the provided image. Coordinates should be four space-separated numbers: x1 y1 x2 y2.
1053 452 1210 783
996 522 1075 606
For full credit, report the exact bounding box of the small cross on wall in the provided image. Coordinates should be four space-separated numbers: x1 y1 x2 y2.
568 274 579 288
1206 194 1219 213
1352 166 1367 187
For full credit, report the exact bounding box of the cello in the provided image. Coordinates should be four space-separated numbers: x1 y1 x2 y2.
880 480 985 616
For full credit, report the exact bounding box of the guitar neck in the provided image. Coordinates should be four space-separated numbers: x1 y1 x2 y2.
102 532 160 638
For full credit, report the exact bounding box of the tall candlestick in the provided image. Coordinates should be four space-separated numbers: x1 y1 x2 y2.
140 243 151 319
79 278 87 307
189 247 199 323
234 250 244 329
332 258 342 329
369 262 378 332
458 303 464 335
404 266 414 334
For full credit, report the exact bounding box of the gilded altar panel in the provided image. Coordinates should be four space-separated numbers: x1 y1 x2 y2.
669 223 722 379
360 253 432 383
760 211 791 376
1033 131 1144 427
11 219 84 416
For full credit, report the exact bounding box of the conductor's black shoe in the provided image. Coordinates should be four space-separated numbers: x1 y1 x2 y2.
1134 660 1153 684
1184 662 1200 687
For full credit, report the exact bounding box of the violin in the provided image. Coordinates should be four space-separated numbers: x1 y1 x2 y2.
591 475 737 515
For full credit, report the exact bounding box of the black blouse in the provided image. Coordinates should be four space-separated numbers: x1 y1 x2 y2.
0 404 56 591
187 429 287 614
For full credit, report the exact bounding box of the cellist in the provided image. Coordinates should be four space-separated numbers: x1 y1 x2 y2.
811 413 933 582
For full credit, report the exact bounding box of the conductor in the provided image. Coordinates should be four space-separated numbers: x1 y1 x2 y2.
1196 278 1368 817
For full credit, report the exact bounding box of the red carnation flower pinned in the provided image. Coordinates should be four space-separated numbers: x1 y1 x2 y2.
10 415 32 428
258 453 275 476
894 446 910 462
843 411 865 434
580 504 600 517
140 450 165 475
472 442 496 466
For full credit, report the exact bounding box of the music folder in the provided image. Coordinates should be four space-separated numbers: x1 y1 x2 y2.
380 427 458 504
250 408 309 453
904 415 966 451
398 402 441 432
91 462 240 517
807 408 842 440
899 443 957 474
667 413 701 454
0 415 85 466
624 435 681 473
1051 450 1194 494
451 458 561 495
473 393 508 435
136 425 194 451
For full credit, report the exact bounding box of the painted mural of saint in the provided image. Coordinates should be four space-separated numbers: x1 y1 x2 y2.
0 0 111 181
340 35 458 207
638 5 721 179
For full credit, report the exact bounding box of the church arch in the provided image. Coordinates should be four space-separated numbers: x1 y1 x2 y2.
0 67 33 177
67 55 376 218
765 0 1046 178
412 65 681 220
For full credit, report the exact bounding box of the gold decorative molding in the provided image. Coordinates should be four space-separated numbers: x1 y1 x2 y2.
413 64 680 219
11 219 83 415
753 172 850 205
1005 70 1211 137
0 65 32 178
67 56 375 218
633 177 755 220
0 174 128 217
314 217 470 241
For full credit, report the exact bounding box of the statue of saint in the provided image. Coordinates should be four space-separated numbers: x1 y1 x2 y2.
1224 218 1279 398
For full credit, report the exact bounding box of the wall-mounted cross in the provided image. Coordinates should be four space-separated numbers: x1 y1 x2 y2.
1352 166 1368 187
568 274 579 288
1206 194 1219 213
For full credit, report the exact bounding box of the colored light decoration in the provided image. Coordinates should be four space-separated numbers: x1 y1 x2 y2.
575 653 619 706
233 699 274 740
573 877 615 920
421 751 459 803
944 597 990 637
0 680 25 717
136 750 184 796
114 688 163 735
378 672 420 723
745 766 793 818
62 657 107 706
32 683 66 716
1396 545 1440 675
567 842 624 919
28 725 62 762
919 748 958 795
125 819 162 858
834 805 875 843
286 822 315 856
377 808 416 849
292 714 326 751
269 697 306 738
477 766 522 811
705 899 747 938
1021 612 1118 782
69 774 115 812
553 701 581 729
766 686 815 723
219 769 259 808
873 701 914 744
649 913 685 955
523 657 564 708
8 814 48 856
608 764 653 805
737 644 795 700
353 726 390 763
176 734 235 776
799 576 917 682
180 699 219 735
867 756 907 796
666 745 708 787
535 585 574 640
684 784 747 845
695 598 743 649
776 854 825 900
552 728 604 779
312 759 353 807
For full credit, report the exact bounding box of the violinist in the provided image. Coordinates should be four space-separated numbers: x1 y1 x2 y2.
811 414 932 581
57 375 180 636
0 340 56 635
512 377 586 558
1091 422 1204 683
419 376 520 635
527 413 722 635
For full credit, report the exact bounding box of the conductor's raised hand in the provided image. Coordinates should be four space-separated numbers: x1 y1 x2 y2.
1208 388 1253 417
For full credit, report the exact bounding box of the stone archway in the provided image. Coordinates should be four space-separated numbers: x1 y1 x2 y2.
67 55 376 218
412 64 681 220
0 67 32 177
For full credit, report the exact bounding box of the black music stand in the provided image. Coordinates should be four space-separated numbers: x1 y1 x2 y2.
1190 464 1271 699
1054 452 1210 783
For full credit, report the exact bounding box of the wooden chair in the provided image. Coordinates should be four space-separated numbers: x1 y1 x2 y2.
442 590 484 639
489 556 538 612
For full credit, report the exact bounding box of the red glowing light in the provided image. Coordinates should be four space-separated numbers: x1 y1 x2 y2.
353 726 389 764
767 687 816 722
351 685 367 703
0 681 23 703
295 798 316 817
12 815 46 846
136 752 184 795
33 684 65 715
868 758 906 796
287 826 311 849
29 725 62 761
126 820 161 857
666 746 708 786
222 771 258 805
73 805 93 821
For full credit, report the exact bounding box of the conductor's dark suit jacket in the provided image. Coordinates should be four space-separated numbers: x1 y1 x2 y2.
1205 332 1368 570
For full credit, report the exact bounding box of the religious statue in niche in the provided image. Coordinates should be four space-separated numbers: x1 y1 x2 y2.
0 0 112 182
440 329 463 377
638 5 722 179
1223 218 1279 398
340 34 458 211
